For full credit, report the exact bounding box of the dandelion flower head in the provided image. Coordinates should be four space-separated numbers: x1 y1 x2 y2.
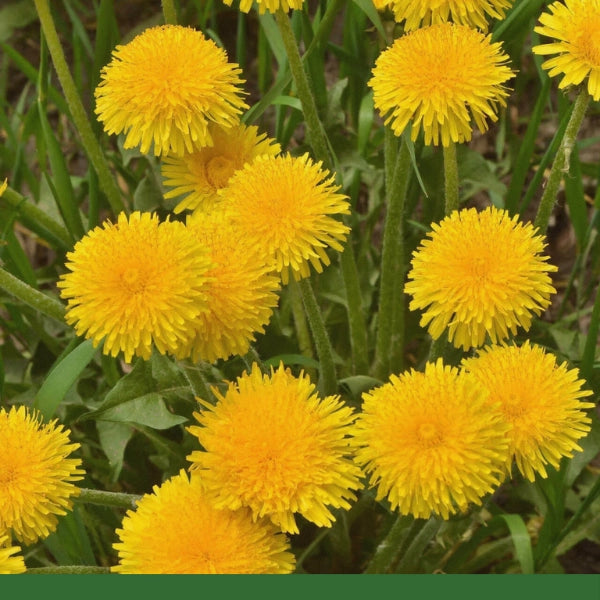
162 123 280 214
222 0 305 14
388 0 514 31
187 363 363 534
0 406 84 545
222 153 351 284
533 0 600 101
0 533 25 575
113 470 294 574
174 212 281 363
463 342 595 481
369 23 514 146
59 212 213 363
405 207 558 350
95 25 248 156
353 360 510 519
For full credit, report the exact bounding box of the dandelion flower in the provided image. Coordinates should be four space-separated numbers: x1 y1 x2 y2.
95 25 247 156
59 212 213 363
113 471 294 574
174 212 280 363
369 23 514 146
222 0 304 14
463 342 595 481
405 207 558 350
353 360 509 519
532 0 600 101
0 406 84 545
187 363 363 534
389 0 514 31
0 533 25 575
162 123 280 214
223 153 351 284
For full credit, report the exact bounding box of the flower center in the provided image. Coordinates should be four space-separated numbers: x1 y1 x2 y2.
121 268 147 294
205 156 235 189
417 422 443 448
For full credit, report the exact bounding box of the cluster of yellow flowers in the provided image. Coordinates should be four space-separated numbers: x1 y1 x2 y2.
4 0 598 575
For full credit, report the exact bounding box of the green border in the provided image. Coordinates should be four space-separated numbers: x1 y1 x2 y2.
2 575 599 600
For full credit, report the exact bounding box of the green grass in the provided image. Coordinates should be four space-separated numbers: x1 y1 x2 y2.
1 0 599 574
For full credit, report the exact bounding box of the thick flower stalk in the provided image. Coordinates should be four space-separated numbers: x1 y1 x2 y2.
113 471 294 574
59 212 213 363
221 153 351 284
463 342 595 481
187 363 363 534
0 406 84 545
353 360 510 519
405 207 558 350
95 25 248 156
369 22 514 146
174 212 281 363
162 123 280 214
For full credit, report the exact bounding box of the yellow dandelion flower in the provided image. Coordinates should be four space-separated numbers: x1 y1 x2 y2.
0 533 25 575
95 25 248 156
405 207 558 350
162 123 281 214
113 471 294 574
389 0 514 31
353 360 510 520
222 0 304 14
532 0 600 101
222 153 351 284
0 406 84 545
187 363 363 534
58 212 213 363
174 212 281 363
462 342 595 482
369 23 514 146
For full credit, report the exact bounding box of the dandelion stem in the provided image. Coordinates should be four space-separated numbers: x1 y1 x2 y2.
364 514 414 573
394 516 441 573
534 89 590 233
374 136 411 380
76 488 141 509
0 267 65 323
444 141 459 215
275 8 332 166
298 277 337 396
1 185 72 250
33 0 126 217
26 566 112 574
289 278 315 361
161 0 178 24
275 6 368 379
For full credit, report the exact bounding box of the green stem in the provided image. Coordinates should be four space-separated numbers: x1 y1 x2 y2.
373 137 412 380
0 267 65 323
275 6 368 379
33 0 126 217
289 278 314 360
340 243 369 374
243 346 265 372
161 0 178 24
76 488 141 509
275 8 332 167
443 141 459 215
26 566 112 574
395 516 441 573
1 185 72 250
364 514 414 573
298 277 337 396
534 89 590 233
